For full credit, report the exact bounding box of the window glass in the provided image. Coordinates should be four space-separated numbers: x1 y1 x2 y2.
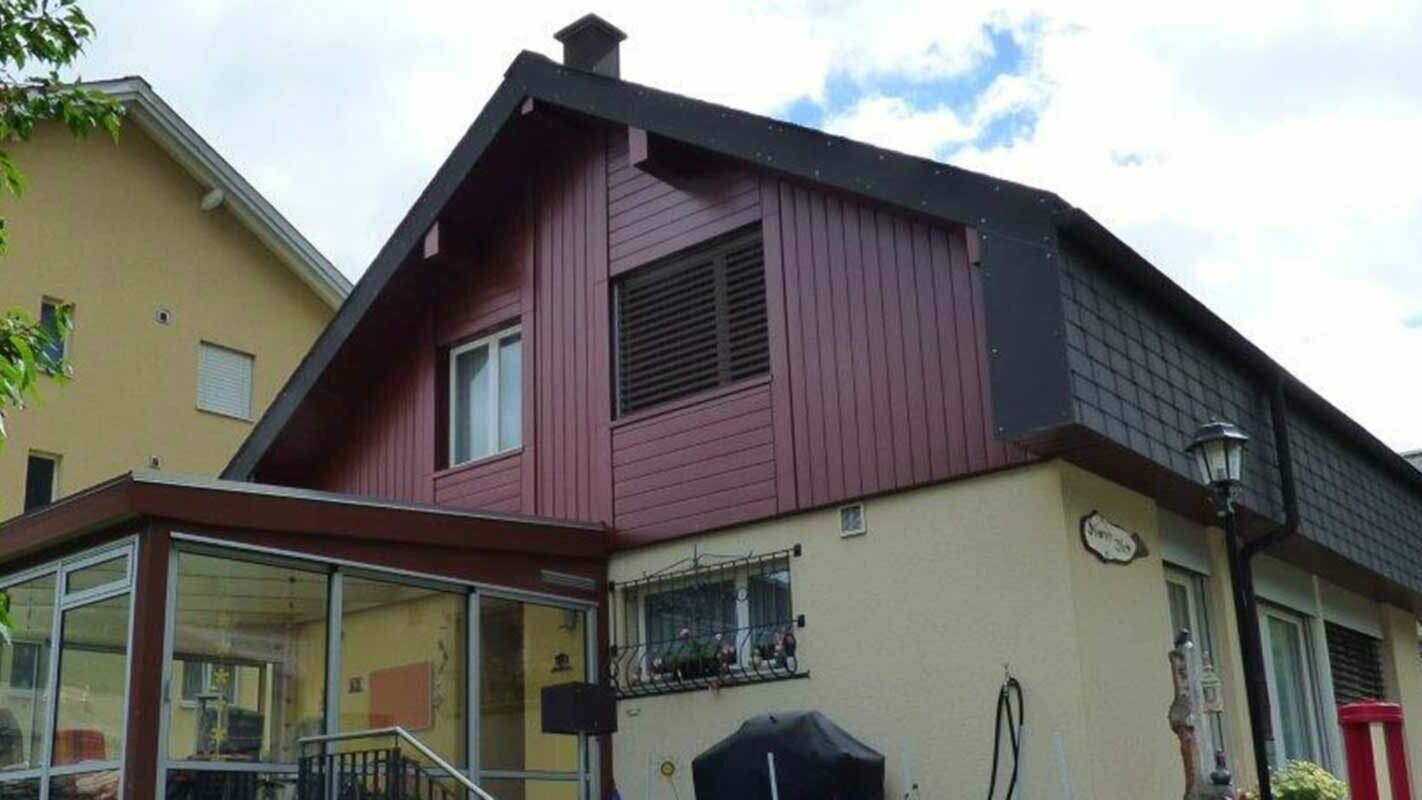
498 332 522 451
480 598 585 774
167 553 328 764
0 574 56 771
338 577 466 767
180 661 240 705
38 301 64 365
453 345 491 463
644 581 736 662
0 776 37 800
451 329 522 466
1266 614 1320 763
48 772 119 800
64 555 127 596
23 456 57 513
52 595 130 768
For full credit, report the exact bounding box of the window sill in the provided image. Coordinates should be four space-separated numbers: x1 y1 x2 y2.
435 447 523 480
196 407 253 423
612 374 771 429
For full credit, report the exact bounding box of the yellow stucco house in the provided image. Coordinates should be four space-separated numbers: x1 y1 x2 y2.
0 77 350 520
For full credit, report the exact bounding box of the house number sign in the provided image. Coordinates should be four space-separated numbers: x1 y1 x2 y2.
1080 511 1149 565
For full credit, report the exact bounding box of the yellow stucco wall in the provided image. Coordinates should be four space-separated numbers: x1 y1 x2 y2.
609 460 1422 798
0 122 334 518
609 460 1192 800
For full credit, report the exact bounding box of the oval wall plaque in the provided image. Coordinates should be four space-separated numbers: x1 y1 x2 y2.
1080 511 1149 565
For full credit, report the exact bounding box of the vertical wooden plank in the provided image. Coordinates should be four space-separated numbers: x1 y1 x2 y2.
590 131 615 525
948 226 989 470
809 191 844 503
553 154 570 518
573 140 589 520
858 207 895 491
760 178 798 513
520 193 538 514
894 217 931 483
842 202 879 495
793 187 828 504
537 167 556 515
875 211 911 487
931 227 969 475
825 195 860 498
913 222 950 479
779 183 814 509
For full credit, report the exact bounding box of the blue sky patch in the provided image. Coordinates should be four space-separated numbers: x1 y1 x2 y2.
777 24 1037 158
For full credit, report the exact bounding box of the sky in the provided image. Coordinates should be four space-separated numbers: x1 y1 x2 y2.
71 0 1422 450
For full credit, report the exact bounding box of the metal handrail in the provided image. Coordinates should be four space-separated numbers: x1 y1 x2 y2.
298 727 497 800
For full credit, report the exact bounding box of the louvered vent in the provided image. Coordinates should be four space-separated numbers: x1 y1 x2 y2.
614 227 768 416
1326 622 1385 705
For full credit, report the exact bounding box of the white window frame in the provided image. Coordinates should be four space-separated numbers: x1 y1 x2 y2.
1259 604 1327 766
447 326 521 467
157 534 596 799
0 538 137 800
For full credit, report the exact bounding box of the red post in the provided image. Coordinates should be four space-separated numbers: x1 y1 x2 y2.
1339 701 1414 800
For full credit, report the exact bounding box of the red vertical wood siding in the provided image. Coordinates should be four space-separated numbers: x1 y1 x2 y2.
612 381 778 544
606 133 761 276
771 181 1028 509
295 122 1028 545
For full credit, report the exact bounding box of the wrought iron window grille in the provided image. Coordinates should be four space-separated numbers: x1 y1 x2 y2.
609 545 805 698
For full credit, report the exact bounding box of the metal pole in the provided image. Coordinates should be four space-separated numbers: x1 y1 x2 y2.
1221 500 1275 800
767 752 782 800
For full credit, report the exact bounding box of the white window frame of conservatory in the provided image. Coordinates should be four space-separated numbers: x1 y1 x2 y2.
0 537 138 800
448 326 523 468
158 534 595 798
1258 603 1330 767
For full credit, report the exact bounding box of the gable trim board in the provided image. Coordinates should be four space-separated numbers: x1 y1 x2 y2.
220 51 1422 598
87 77 351 309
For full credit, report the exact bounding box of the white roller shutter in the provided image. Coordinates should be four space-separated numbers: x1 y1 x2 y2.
197 342 254 419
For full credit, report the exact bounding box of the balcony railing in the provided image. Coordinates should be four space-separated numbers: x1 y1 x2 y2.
296 728 495 800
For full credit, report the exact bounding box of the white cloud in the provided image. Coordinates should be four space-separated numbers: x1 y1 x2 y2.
71 0 1422 449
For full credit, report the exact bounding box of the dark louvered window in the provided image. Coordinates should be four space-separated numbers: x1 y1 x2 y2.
1325 622 1385 706
614 227 768 416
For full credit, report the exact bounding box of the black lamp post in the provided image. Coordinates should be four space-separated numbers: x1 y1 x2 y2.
1186 420 1275 800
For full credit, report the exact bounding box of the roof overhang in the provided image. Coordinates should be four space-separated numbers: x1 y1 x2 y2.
0 471 608 568
85 77 352 309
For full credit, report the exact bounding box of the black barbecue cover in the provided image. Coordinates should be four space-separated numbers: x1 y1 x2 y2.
691 711 885 800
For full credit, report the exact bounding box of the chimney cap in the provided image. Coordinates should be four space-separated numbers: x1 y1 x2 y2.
554 13 627 45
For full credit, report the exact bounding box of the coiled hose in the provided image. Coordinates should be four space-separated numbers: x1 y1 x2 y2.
986 674 1024 800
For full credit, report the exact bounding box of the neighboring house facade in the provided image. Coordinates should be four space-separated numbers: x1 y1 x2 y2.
0 77 350 520
4 19 1422 800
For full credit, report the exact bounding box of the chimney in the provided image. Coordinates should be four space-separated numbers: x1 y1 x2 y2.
554 13 626 78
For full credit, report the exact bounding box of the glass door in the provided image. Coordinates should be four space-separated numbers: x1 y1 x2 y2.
1259 607 1323 765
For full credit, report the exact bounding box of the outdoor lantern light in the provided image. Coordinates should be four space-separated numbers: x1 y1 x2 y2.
1186 420 1249 489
